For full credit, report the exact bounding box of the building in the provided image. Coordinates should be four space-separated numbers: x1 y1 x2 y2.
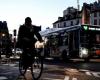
90 1 100 25
53 7 81 28
53 1 100 28
0 21 12 55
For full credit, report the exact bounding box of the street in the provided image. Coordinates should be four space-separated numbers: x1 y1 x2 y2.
0 57 100 80
0 0 100 80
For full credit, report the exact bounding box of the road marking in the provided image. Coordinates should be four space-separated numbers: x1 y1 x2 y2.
79 69 90 72
85 71 100 78
64 76 69 80
64 76 78 80
0 76 8 80
72 78 77 80
92 72 100 77
85 72 92 76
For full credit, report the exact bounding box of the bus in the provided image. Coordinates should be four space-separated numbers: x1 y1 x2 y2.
40 24 100 61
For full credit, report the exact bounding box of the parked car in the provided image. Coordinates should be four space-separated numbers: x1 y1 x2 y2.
12 48 22 54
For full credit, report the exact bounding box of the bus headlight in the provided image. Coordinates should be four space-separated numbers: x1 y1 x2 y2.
79 47 88 58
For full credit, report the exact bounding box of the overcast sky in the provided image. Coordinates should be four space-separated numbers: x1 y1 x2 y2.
0 0 97 34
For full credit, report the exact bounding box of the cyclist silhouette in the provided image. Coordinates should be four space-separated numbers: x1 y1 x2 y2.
17 17 43 68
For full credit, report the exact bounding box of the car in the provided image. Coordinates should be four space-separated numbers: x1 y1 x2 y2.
12 48 22 54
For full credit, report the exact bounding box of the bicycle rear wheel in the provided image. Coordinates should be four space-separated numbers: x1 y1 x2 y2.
31 55 43 80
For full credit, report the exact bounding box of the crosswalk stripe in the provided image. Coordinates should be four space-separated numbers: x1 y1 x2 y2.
64 76 78 80
85 72 92 76
64 76 69 80
72 78 77 80
92 72 100 77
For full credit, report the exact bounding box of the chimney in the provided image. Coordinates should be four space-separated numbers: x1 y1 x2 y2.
81 3 90 24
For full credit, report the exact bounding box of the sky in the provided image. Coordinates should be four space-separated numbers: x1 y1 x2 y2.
0 0 97 34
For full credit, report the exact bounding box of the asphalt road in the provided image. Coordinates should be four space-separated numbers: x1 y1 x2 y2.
0 58 100 80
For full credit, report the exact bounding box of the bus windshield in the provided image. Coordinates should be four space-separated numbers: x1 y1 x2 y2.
80 29 100 49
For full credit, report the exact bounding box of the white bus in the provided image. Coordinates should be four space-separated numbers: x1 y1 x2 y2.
40 24 100 61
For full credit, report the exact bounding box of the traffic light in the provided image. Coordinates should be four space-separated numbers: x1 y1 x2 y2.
13 29 16 36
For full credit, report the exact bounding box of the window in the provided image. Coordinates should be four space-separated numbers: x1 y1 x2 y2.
99 12 100 17
53 24 56 28
76 19 79 25
94 19 97 25
96 34 100 43
58 24 59 28
64 22 66 27
99 19 100 25
71 21 73 26
94 12 97 17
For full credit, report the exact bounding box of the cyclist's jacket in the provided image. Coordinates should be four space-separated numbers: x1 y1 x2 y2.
17 24 42 48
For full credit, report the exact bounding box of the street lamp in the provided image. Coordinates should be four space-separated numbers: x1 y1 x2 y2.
13 29 17 58
0 33 5 58
2 34 5 37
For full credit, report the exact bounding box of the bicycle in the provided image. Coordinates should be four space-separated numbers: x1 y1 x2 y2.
19 41 44 80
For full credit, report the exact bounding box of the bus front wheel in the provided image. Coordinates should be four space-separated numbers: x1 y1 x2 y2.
84 58 90 62
61 50 69 61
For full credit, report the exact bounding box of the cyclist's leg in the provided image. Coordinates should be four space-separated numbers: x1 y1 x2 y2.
21 48 29 68
27 48 35 66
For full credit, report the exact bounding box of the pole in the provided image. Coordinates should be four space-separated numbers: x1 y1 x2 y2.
13 29 17 58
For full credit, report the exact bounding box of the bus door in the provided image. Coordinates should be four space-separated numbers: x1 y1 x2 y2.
88 31 100 56
68 29 79 57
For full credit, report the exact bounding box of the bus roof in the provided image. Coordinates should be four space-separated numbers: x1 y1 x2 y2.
39 28 63 36
40 24 100 36
40 25 81 36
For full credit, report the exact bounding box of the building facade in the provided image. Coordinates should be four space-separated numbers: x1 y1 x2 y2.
53 7 81 28
0 21 12 55
53 1 100 28
90 1 100 25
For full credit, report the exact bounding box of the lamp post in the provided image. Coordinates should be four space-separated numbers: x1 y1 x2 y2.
0 33 5 58
13 29 17 58
2 34 5 54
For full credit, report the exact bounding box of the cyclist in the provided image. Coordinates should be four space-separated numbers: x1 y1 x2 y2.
17 17 43 68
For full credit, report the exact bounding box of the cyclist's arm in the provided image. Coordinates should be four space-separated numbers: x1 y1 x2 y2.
17 25 25 41
35 32 43 42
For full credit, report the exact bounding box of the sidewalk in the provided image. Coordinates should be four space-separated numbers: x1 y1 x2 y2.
0 55 20 80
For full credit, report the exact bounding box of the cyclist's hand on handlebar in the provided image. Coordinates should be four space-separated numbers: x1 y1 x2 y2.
39 40 44 43
35 40 45 48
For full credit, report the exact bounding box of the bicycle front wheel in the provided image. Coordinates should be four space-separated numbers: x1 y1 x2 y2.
19 55 27 76
31 55 43 80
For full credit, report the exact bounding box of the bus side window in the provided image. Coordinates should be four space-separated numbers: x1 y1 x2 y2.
63 38 68 45
96 34 100 43
58 37 62 46
58 34 63 46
